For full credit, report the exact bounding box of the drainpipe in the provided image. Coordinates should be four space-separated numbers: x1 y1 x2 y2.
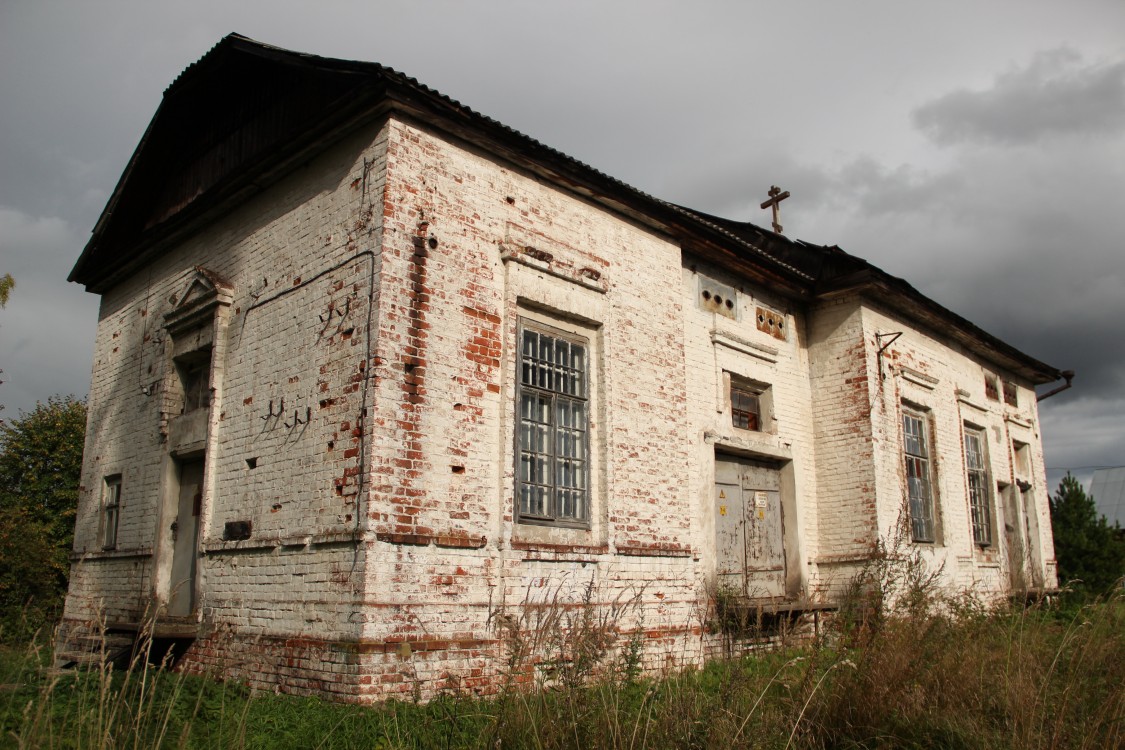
1037 370 1075 401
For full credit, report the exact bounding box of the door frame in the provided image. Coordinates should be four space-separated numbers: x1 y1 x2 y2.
713 451 804 601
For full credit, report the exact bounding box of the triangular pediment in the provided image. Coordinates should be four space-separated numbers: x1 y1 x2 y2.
165 267 233 335
177 277 216 311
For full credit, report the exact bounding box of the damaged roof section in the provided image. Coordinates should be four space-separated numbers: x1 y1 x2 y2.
70 33 1062 386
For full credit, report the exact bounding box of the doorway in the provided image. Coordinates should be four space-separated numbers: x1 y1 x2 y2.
168 458 203 617
715 456 786 599
1002 485 1028 591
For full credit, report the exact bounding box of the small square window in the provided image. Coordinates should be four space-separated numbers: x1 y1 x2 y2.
102 476 121 550
731 387 761 431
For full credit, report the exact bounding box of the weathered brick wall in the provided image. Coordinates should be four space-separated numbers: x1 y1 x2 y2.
806 297 879 591
62 121 391 670
680 258 821 597
356 119 705 696
63 107 1057 701
859 302 1057 594
804 295 1056 597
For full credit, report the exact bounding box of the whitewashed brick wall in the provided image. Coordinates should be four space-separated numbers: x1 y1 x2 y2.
63 121 391 665
858 302 1057 594
62 111 1056 700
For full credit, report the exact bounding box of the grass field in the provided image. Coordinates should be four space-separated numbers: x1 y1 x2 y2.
3 591 1122 749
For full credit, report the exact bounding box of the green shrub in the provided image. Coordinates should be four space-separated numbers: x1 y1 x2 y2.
0 395 86 642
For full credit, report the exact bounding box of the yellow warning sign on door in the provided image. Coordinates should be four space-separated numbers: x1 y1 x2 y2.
719 490 726 499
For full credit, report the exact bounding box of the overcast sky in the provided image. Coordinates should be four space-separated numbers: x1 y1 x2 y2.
1 0 1122 490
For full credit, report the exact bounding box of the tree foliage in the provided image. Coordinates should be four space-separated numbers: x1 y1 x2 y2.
0 272 13 308
0 395 86 640
1050 473 1125 596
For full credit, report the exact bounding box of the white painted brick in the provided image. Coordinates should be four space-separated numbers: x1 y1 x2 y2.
60 115 1057 701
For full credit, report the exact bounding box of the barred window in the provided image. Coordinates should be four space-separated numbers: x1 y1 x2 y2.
964 428 992 546
517 324 589 525
903 410 935 542
102 475 121 550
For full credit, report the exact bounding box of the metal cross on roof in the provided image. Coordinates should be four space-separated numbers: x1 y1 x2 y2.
760 185 790 234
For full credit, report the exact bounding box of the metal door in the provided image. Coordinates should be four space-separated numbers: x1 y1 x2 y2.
168 458 203 616
715 456 786 598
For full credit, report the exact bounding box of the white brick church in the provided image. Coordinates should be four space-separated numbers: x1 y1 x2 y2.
59 34 1064 700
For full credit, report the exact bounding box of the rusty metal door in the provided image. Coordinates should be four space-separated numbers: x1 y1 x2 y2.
168 458 203 617
715 457 786 598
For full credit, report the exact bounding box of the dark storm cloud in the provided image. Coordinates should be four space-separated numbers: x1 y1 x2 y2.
1 0 1122 479
820 139 1125 396
913 49 1125 146
835 158 967 218
1041 394 1125 469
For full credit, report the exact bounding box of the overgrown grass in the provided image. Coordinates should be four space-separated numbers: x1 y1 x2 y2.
3 594 1123 749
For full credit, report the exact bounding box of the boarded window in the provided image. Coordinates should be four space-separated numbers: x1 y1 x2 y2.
102 475 121 550
755 306 787 341
984 374 999 401
903 410 936 542
965 428 992 546
175 351 212 414
698 276 738 320
517 323 589 525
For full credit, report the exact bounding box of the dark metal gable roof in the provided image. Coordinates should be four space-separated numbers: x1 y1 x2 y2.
71 35 384 288
70 34 1062 386
70 33 813 296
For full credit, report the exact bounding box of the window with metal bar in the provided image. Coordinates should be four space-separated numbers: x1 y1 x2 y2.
964 428 992 546
517 324 588 525
902 409 936 542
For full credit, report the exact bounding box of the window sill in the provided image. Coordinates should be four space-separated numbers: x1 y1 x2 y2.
510 539 609 561
617 543 693 558
511 520 600 553
71 546 153 562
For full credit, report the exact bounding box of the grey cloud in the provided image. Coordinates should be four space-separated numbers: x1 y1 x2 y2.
774 131 1125 421
1040 394 1125 469
913 49 1125 146
0 206 98 417
836 158 966 218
